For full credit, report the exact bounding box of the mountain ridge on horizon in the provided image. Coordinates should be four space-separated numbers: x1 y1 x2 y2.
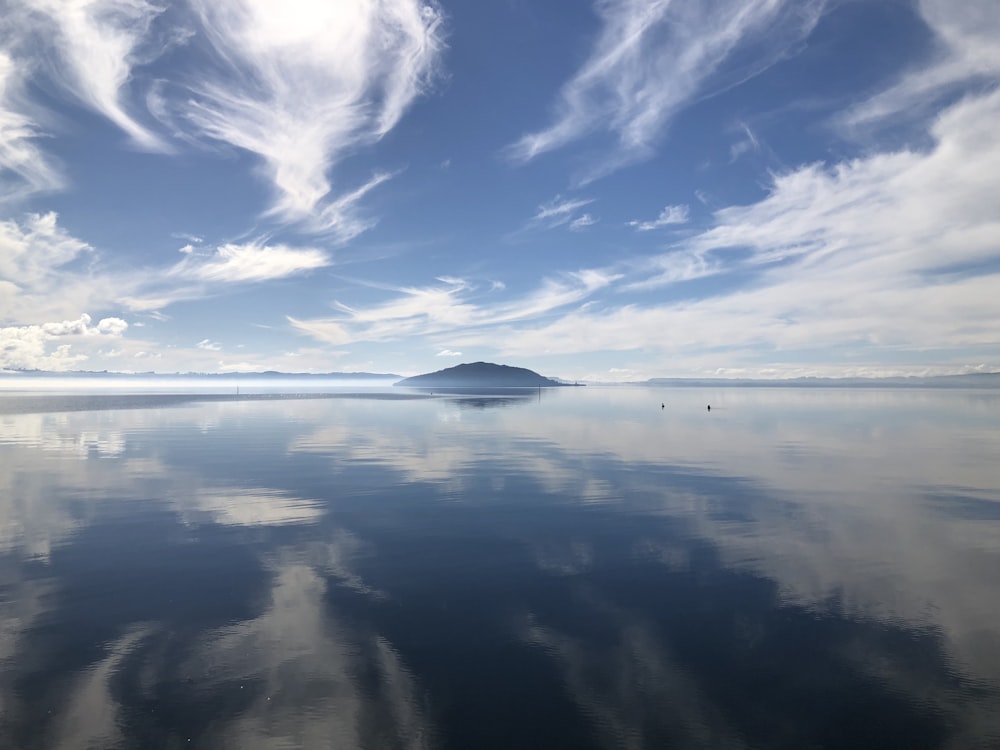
3 367 999 388
639 372 1000 388
0 369 401 379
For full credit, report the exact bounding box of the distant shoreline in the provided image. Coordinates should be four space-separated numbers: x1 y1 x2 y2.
2 370 999 390
637 373 1000 389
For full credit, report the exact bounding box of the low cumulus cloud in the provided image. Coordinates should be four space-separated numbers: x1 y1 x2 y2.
1 314 129 371
38 313 127 337
0 210 337 325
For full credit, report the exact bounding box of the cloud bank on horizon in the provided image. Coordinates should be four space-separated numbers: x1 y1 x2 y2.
0 0 998 380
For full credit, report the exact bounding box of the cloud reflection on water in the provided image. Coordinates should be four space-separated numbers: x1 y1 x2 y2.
0 387 998 747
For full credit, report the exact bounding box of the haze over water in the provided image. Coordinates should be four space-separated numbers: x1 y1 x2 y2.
1 384 999 749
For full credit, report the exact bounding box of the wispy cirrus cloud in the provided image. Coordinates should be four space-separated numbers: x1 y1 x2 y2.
2 0 444 239
116 241 331 313
535 196 592 223
621 250 718 291
0 212 90 292
0 218 336 369
15 0 169 151
0 212 104 322
1 211 331 326
0 52 64 203
181 0 444 236
507 0 826 180
288 268 620 346
168 241 329 284
529 195 595 230
456 87 1000 374
841 0 1000 133
628 204 689 231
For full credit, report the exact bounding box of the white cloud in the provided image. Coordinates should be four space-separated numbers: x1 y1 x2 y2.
169 241 329 284
454 88 1000 371
0 212 335 330
531 195 595 229
0 212 140 324
622 249 717 291
436 349 462 357
289 268 620 346
729 122 762 162
0 327 81 371
841 0 1000 133
197 339 221 351
286 317 353 347
524 195 598 234
0 314 128 371
0 51 64 202
16 0 169 150
41 314 93 337
119 239 331 312
506 0 826 179
2 1 443 238
627 204 689 231
0 212 90 292
38 314 127 338
181 0 444 235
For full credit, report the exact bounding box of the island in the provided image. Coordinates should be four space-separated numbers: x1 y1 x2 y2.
394 362 574 388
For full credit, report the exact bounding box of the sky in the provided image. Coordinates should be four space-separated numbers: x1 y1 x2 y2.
0 0 998 381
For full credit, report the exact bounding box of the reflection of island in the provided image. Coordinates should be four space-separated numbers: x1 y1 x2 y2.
451 394 537 410
394 361 579 389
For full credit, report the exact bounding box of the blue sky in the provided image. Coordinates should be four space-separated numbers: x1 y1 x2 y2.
1 0 998 380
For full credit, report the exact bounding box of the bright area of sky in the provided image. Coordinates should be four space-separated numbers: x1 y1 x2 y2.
1 0 998 381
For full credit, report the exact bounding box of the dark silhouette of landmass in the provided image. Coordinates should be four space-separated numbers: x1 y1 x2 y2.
395 362 571 388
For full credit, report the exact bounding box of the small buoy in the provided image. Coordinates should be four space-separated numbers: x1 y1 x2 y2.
661 403 664 409
707 404 711 411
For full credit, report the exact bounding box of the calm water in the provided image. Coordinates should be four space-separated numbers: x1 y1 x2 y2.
1 385 999 749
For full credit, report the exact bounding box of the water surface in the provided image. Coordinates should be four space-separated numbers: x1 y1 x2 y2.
1 385 999 749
